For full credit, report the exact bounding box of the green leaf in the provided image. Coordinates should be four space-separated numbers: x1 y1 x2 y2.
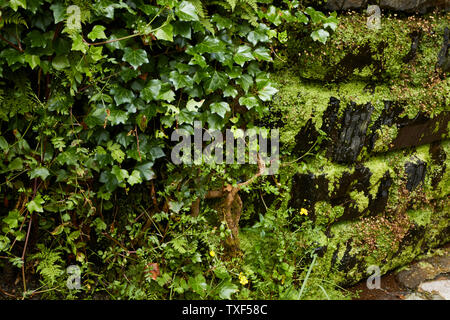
210 102 230 118
9 0 27 11
258 84 278 101
52 55 70 70
247 24 270 46
50 3 65 23
135 162 155 180
236 74 253 94
305 7 326 24
324 16 339 31
239 95 259 109
311 29 330 44
186 99 204 112
0 136 8 150
30 167 50 180
176 1 199 21
27 195 45 214
88 25 107 41
211 14 232 30
253 47 272 61
50 224 65 236
8 158 23 171
233 45 254 66
122 48 149 69
110 86 135 105
111 165 129 182
141 79 162 102
223 86 238 98
25 54 40 69
127 170 143 186
169 70 193 90
154 23 173 42
204 71 227 94
219 283 238 299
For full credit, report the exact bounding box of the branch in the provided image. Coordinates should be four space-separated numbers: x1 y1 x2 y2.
0 33 24 52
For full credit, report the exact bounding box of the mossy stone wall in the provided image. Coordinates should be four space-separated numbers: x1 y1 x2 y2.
268 9 449 286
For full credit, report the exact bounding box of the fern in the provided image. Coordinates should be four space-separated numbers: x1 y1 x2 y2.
0 9 28 27
206 0 260 26
31 245 64 286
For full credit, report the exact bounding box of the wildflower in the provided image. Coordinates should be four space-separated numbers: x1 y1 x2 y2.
300 208 308 216
209 250 215 257
239 272 248 285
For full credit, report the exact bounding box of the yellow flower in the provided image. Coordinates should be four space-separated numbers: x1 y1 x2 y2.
300 208 308 216
209 250 215 257
239 272 248 285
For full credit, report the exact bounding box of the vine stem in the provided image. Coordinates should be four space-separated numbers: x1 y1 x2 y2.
21 178 38 295
0 33 24 52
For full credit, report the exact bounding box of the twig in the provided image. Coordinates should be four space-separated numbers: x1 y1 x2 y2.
0 33 24 52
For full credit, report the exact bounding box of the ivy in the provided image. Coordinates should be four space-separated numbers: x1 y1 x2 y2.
0 0 337 299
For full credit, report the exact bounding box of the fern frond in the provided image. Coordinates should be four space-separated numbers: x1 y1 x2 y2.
0 9 28 27
190 0 208 18
31 245 64 285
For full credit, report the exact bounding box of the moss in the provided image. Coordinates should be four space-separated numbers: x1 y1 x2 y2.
372 125 399 152
286 12 449 85
407 208 432 227
304 206 449 286
349 190 369 212
364 156 393 199
314 201 345 225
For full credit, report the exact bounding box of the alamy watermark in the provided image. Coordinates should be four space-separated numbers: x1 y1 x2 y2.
366 265 381 289
170 121 280 175
66 265 81 290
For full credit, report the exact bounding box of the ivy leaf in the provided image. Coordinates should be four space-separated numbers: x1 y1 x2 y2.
324 16 339 31
27 195 45 214
253 47 272 62
211 14 232 30
247 24 270 46
9 0 27 11
186 99 204 112
195 37 226 54
154 24 173 42
8 158 23 171
26 30 47 48
158 87 175 102
258 84 278 101
311 29 330 44
141 79 162 102
50 3 65 23
127 170 143 186
219 283 238 300
25 55 40 69
236 74 253 94
111 165 129 182
239 95 259 109
110 86 135 105
176 1 199 21
305 7 327 24
135 162 155 180
122 48 149 69
210 102 230 118
30 167 50 180
88 25 107 41
233 45 254 66
169 70 194 91
173 21 191 39
223 86 238 98
52 55 70 70
0 136 8 150
204 71 227 94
